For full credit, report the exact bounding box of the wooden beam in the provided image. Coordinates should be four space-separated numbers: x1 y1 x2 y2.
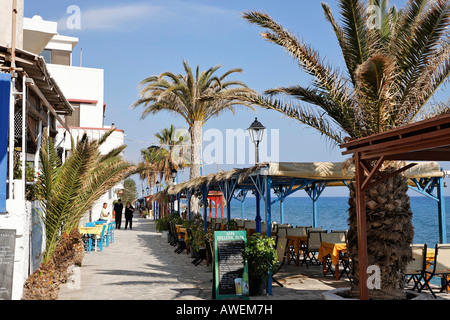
384 151 450 161
361 135 450 160
343 126 450 157
25 78 71 132
341 114 450 151
362 163 417 191
361 156 385 191
355 152 369 300
16 95 48 126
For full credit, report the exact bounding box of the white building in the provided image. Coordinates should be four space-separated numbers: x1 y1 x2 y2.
0 3 124 299
40 23 125 224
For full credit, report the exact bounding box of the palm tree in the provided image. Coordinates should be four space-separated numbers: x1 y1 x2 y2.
132 59 256 183
139 125 190 194
243 0 449 299
154 124 189 183
140 145 165 195
37 128 139 265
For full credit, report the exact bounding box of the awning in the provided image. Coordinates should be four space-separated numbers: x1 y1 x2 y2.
167 161 444 195
0 45 73 118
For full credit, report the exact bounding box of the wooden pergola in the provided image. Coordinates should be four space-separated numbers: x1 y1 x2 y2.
340 113 450 300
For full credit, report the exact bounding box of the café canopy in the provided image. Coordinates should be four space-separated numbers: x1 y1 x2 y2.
162 161 445 237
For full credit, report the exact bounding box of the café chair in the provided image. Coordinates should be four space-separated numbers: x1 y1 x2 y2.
420 244 450 298
331 230 348 242
300 230 327 267
169 222 186 254
82 234 93 253
109 222 115 243
93 224 107 252
405 244 427 291
168 222 178 247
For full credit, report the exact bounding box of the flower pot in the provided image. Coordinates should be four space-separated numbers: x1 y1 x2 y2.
249 280 267 296
162 230 168 239
322 287 431 300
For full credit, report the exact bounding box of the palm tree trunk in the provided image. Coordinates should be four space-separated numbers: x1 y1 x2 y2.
189 121 203 213
347 164 414 300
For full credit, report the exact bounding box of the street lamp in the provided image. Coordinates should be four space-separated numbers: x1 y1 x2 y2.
171 168 177 184
247 117 266 163
146 186 149 195
156 181 160 192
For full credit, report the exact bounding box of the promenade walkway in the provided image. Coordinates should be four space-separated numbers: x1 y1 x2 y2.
58 216 445 300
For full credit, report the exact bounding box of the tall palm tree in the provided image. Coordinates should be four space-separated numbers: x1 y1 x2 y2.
37 128 139 265
132 59 256 183
243 0 449 299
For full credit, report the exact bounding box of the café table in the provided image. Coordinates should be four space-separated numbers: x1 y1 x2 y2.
79 225 105 252
318 241 347 280
286 235 307 266
79 225 103 236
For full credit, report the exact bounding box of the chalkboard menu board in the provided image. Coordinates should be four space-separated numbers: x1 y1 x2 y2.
213 231 248 300
0 229 16 300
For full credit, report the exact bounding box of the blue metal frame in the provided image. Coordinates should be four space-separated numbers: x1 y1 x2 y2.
185 188 193 220
232 189 248 219
201 184 210 233
218 178 238 223
408 176 447 243
304 181 328 227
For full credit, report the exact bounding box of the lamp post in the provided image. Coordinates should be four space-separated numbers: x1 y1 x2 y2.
170 168 180 213
247 117 266 163
171 168 178 185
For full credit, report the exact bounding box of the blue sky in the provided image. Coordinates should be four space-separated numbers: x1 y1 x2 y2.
24 0 449 197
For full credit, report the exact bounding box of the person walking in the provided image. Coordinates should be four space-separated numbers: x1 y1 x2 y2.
114 199 124 229
125 201 135 230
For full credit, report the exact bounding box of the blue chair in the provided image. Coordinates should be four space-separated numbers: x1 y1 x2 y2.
82 235 93 253
109 222 115 243
93 224 107 252
104 223 112 247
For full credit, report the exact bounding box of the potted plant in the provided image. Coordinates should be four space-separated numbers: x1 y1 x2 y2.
155 214 171 239
184 214 205 258
242 233 278 296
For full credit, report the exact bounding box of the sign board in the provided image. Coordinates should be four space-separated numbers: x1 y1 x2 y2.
213 230 248 300
0 229 16 300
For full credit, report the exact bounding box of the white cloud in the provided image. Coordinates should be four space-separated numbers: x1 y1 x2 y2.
57 1 238 33
58 3 163 32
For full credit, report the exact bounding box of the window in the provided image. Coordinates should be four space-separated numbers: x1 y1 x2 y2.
51 50 71 66
39 49 71 66
41 49 52 64
66 105 80 127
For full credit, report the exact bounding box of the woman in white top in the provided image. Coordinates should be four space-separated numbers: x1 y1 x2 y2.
99 202 110 222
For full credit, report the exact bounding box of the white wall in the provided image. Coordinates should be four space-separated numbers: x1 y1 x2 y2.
2 197 30 300
47 64 104 128
0 0 24 49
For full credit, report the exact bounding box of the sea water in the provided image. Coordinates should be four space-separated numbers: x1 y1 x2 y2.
227 196 450 246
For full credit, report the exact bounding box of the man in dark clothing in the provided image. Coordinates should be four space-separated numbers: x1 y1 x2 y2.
114 199 124 229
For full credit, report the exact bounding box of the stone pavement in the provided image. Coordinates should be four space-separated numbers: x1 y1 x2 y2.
58 216 447 300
